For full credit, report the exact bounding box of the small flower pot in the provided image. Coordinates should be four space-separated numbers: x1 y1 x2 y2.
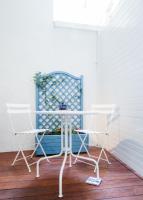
59 103 67 110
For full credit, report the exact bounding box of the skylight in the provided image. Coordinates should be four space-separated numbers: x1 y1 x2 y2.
53 0 120 28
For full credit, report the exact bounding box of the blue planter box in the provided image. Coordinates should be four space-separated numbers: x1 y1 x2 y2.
35 134 89 156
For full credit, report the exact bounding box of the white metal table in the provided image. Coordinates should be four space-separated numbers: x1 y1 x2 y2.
36 110 110 198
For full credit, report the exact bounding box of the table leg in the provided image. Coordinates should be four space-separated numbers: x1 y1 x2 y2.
59 150 68 198
69 118 72 168
58 116 68 198
36 152 63 177
71 153 100 179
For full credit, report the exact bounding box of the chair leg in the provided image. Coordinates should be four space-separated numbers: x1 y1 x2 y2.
31 134 50 163
97 148 104 164
31 133 43 158
96 147 111 165
100 133 111 164
102 148 111 164
94 147 111 173
11 150 21 166
73 133 90 164
12 149 31 172
21 150 31 172
96 132 111 164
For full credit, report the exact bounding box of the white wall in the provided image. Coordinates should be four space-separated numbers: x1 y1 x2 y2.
97 0 143 176
0 0 97 152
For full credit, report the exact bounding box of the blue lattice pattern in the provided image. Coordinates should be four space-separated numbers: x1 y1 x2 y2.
36 72 83 131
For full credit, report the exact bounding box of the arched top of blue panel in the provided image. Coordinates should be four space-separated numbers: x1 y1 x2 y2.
47 71 83 81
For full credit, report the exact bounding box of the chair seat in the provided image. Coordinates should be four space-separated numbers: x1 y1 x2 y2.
75 129 107 134
16 129 48 134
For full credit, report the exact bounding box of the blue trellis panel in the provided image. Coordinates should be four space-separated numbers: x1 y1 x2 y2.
36 71 83 131
35 71 85 155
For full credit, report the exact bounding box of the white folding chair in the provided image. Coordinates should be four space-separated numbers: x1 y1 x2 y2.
74 104 118 168
7 103 50 172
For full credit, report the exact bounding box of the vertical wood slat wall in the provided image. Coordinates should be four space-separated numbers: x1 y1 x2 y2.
97 0 143 176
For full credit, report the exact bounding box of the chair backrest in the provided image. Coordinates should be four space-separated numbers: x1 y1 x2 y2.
6 104 34 134
91 104 119 132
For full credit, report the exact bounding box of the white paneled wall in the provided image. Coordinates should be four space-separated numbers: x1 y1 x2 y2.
0 0 97 152
97 0 143 176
